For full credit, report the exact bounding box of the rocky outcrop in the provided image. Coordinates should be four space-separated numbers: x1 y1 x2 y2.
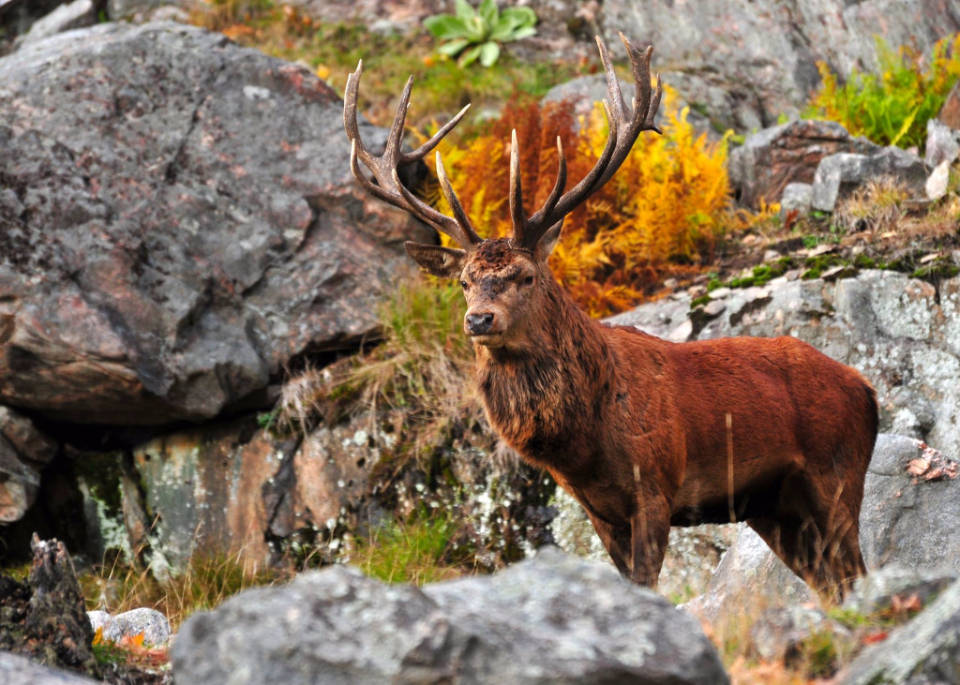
0 21 431 426
172 546 729 685
0 406 58 523
728 120 879 209
76 406 553 576
601 0 960 132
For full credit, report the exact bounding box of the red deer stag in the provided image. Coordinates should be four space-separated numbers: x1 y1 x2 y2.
343 34 877 598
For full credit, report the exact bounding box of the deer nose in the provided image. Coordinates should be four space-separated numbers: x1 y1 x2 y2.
465 312 495 335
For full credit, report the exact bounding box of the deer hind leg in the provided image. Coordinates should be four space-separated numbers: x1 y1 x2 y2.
749 471 865 600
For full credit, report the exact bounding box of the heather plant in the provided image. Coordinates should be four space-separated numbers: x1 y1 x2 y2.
806 34 960 150
425 87 739 316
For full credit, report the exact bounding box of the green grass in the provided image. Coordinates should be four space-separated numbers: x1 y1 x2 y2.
350 509 466 585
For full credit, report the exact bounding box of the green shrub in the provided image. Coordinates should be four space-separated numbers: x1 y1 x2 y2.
806 34 960 150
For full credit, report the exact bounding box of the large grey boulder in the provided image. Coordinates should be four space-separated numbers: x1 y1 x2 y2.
0 22 430 426
839 578 960 685
601 0 960 132
172 547 729 684
860 434 960 571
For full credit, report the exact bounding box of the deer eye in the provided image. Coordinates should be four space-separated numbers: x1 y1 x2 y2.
522 275 534 286
460 280 468 290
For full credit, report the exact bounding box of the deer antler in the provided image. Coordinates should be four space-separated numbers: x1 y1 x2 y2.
510 33 663 250
343 62 481 249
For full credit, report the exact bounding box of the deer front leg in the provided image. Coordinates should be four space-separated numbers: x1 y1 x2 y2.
629 492 671 587
582 511 632 577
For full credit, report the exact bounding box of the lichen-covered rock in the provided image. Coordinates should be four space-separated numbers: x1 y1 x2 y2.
859 434 960 571
0 21 430 425
82 405 551 575
96 607 171 648
748 605 836 663
780 182 813 216
843 564 958 616
172 547 729 685
839 578 960 685
925 118 960 168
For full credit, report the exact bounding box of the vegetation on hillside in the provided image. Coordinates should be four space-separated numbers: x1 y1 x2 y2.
806 34 960 150
189 0 586 130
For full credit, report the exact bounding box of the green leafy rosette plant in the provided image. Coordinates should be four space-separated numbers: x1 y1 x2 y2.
424 0 537 68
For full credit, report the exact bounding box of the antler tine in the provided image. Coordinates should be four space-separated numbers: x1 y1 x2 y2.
342 61 480 248
537 136 568 225
509 129 525 237
620 32 663 135
402 103 471 162
385 76 414 160
514 35 663 250
436 151 479 240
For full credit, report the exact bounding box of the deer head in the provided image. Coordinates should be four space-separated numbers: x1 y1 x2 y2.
344 34 662 351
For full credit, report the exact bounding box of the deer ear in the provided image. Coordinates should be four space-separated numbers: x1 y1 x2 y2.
533 222 562 262
404 241 467 278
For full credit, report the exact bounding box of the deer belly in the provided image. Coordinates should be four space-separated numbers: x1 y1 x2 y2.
670 449 800 525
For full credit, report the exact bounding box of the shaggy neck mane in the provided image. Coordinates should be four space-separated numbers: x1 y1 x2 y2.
475 278 615 464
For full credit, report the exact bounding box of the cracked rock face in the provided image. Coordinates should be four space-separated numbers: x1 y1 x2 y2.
0 21 431 425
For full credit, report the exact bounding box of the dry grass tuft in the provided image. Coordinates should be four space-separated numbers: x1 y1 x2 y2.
80 548 288 631
833 176 910 234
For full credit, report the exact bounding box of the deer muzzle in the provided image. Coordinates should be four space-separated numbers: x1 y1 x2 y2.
465 311 496 336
